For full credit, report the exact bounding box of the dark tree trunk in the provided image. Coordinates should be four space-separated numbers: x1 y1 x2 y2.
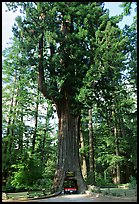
108 109 121 184
18 111 23 152
6 73 18 154
32 89 39 154
38 32 87 194
52 98 87 193
3 74 18 183
88 108 95 184
7 94 18 156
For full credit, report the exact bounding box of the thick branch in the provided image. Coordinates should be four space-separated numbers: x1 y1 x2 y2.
38 33 51 100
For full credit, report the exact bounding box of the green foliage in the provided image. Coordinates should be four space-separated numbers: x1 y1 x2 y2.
2 184 16 193
128 176 137 189
103 190 109 195
94 172 114 187
79 145 89 154
119 2 137 16
10 155 42 190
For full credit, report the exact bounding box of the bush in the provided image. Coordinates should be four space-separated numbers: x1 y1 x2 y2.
88 185 101 193
3 184 16 193
94 173 114 187
111 192 117 196
10 156 43 191
103 190 109 195
128 176 137 189
37 178 53 190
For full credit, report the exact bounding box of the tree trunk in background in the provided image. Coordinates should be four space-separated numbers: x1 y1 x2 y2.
5 95 14 155
79 129 87 180
52 98 87 193
88 108 95 184
114 126 121 184
32 88 39 154
2 92 15 183
109 109 121 184
7 95 18 158
6 73 18 155
18 110 23 152
3 74 19 182
41 127 47 164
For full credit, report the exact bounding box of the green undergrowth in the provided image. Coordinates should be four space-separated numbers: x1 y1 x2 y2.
88 184 137 198
2 190 51 200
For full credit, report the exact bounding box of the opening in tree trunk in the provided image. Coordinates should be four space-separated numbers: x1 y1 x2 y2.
52 99 87 193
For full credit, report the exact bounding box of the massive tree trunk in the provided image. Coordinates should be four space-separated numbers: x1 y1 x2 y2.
52 98 87 193
38 31 87 194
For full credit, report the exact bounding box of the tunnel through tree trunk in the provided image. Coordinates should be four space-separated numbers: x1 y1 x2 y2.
52 98 87 193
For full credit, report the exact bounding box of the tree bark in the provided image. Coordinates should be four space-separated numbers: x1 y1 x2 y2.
6 73 18 154
109 109 121 184
18 109 23 152
88 108 95 184
32 88 39 154
114 126 121 184
79 129 87 180
38 31 87 194
52 98 87 193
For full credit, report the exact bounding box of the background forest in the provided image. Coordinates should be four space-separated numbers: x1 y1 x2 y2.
2 2 137 193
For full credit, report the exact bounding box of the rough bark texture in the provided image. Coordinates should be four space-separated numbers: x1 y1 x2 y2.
52 97 87 193
32 89 39 154
38 30 87 194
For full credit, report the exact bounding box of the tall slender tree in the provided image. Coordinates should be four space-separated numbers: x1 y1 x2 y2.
88 109 95 184
79 127 87 180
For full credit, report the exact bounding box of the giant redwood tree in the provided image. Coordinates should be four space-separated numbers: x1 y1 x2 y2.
5 2 128 193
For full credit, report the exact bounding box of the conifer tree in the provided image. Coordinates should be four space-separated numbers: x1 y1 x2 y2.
5 2 132 192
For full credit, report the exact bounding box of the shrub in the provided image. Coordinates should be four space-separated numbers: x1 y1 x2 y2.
94 172 114 187
128 176 137 189
10 156 43 191
103 190 109 195
3 184 16 193
112 192 117 196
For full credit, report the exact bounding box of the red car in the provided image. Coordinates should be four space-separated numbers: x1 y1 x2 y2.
64 178 78 194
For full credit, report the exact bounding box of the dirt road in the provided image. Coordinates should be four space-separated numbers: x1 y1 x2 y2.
30 194 137 202
2 194 137 202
